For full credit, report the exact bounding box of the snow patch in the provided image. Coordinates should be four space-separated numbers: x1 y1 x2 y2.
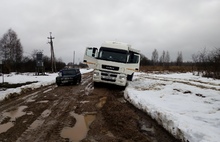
124 72 220 142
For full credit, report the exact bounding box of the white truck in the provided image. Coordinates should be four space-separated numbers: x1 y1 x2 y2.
83 41 140 86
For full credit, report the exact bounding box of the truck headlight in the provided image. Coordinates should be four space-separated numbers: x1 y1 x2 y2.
119 75 126 80
94 72 99 76
120 67 125 72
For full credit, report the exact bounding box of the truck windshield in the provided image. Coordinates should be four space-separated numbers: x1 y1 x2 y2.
98 47 128 63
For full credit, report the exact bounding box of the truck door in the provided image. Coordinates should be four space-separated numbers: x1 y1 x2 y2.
126 53 140 74
83 47 98 69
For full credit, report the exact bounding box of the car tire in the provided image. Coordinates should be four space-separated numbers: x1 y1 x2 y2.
74 78 80 85
77 77 81 85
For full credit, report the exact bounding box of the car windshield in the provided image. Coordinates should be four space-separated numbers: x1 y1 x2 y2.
98 47 128 63
62 70 76 75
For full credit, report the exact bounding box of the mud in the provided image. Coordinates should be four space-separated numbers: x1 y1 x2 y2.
60 112 96 141
0 72 180 142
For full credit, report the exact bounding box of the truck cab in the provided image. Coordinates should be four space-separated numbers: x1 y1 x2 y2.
83 41 140 86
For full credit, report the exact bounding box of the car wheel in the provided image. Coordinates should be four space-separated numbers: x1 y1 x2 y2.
77 77 81 85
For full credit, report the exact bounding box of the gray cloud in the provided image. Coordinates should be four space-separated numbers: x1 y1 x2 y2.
0 0 220 63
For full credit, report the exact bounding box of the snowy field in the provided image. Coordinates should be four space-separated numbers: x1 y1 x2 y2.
0 69 93 101
0 70 220 142
125 72 220 142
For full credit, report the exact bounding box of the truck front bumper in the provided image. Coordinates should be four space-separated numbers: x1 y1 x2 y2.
93 70 127 86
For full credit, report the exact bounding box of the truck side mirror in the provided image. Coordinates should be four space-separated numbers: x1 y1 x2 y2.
92 48 98 57
92 48 96 57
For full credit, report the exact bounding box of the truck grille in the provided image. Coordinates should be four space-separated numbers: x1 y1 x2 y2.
102 65 119 71
101 72 117 82
101 73 117 77
101 78 116 82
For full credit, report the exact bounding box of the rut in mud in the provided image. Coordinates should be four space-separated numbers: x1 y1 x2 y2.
0 73 180 142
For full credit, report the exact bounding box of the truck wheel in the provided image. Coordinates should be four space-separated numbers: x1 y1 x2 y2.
127 73 134 81
93 82 99 87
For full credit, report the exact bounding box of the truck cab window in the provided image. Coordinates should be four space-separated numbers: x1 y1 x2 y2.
128 53 139 63
86 47 98 57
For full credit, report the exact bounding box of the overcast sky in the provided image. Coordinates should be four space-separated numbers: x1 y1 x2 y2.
0 0 220 64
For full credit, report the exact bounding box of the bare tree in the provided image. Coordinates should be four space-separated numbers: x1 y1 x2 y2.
140 54 150 66
0 29 23 72
165 51 170 63
206 48 220 78
164 51 170 66
31 49 40 60
191 47 220 78
192 48 209 75
176 51 183 66
159 50 166 66
56 57 66 71
192 54 198 63
151 49 158 65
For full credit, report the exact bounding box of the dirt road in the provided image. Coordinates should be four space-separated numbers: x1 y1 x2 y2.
0 72 180 142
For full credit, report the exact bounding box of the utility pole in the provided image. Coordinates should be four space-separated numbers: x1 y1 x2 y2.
47 32 56 72
73 51 75 68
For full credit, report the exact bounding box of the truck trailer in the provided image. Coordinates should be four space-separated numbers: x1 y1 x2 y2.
83 41 140 86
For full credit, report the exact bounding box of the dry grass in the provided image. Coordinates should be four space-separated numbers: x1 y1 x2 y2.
140 66 194 73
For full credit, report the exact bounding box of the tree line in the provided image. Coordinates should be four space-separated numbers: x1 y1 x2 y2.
140 47 220 79
140 49 183 66
0 29 66 73
192 48 220 79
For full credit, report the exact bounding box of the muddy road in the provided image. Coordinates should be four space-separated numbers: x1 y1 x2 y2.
0 72 180 142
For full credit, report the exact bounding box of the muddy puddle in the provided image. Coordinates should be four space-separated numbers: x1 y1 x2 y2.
96 97 107 108
3 106 27 121
0 122 14 134
0 106 27 134
60 112 96 142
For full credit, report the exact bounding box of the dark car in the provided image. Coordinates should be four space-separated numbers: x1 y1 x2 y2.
56 68 81 86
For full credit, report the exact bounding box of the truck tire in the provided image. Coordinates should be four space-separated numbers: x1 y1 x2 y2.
93 82 100 87
127 73 134 81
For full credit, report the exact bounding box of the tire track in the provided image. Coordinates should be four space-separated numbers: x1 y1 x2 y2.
144 75 220 91
0 73 91 142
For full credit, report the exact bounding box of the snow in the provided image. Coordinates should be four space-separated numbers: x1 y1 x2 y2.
124 72 220 142
0 70 220 142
